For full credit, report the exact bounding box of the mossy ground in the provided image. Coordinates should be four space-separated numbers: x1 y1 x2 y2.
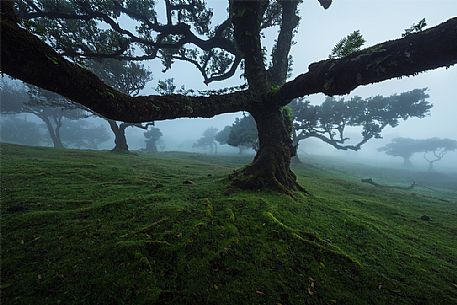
1 144 456 305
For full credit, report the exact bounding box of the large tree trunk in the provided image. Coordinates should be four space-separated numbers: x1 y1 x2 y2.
230 107 305 194
107 119 129 152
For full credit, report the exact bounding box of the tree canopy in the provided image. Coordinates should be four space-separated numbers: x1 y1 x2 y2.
2 0 457 192
144 126 163 153
290 89 432 151
193 127 219 154
218 115 258 153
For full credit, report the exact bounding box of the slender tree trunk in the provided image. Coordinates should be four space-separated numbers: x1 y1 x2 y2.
291 130 301 164
230 107 305 194
41 115 64 148
403 156 412 167
427 161 434 172
107 119 128 152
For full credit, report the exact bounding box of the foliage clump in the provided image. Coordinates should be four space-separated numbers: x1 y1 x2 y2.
329 30 365 59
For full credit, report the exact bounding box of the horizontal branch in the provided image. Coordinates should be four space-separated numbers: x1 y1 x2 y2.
275 17 457 104
1 15 251 123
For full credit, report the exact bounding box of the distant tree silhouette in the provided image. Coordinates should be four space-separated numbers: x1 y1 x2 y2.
219 115 258 154
379 137 457 170
0 116 47 146
1 78 87 148
193 127 219 154
60 121 111 149
290 89 431 162
144 127 163 153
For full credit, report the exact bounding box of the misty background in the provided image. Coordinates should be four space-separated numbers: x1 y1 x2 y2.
1 0 456 172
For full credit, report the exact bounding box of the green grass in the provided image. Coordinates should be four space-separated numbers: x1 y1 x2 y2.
1 144 457 305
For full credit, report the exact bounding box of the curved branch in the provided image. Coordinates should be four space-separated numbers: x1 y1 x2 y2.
297 132 371 151
274 17 457 104
1 15 252 123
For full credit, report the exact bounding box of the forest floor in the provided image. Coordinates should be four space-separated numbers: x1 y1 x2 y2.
1 143 457 305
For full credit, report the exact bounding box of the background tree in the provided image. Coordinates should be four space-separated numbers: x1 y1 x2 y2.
421 138 457 171
1 78 88 148
215 125 232 146
377 137 423 167
86 59 153 152
289 88 432 162
3 1 457 192
0 115 48 146
60 120 111 149
378 137 457 170
219 115 259 154
144 127 163 153
193 127 219 154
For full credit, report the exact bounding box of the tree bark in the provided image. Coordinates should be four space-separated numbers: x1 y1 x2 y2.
230 107 305 194
107 119 129 152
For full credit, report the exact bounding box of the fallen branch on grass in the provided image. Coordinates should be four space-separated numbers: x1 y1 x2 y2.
361 178 416 190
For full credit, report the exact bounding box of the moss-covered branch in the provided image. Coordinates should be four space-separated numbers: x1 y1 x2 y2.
274 17 457 104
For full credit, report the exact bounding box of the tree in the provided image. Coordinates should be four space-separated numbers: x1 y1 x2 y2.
144 127 163 153
60 120 111 149
215 126 232 147
378 137 457 170
2 1 457 192
377 137 423 167
1 78 87 148
421 138 457 171
0 115 48 146
289 89 432 162
86 59 153 152
193 127 219 154
219 115 259 154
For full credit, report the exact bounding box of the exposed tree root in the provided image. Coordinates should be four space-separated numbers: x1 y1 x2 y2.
229 162 309 196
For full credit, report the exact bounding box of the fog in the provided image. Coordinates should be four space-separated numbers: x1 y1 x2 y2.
1 0 457 172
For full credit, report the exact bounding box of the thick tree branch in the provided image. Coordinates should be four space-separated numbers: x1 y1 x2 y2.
268 0 300 86
1 14 252 123
274 17 457 104
232 0 269 93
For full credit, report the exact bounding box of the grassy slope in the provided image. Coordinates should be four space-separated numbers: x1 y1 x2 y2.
1 144 456 305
